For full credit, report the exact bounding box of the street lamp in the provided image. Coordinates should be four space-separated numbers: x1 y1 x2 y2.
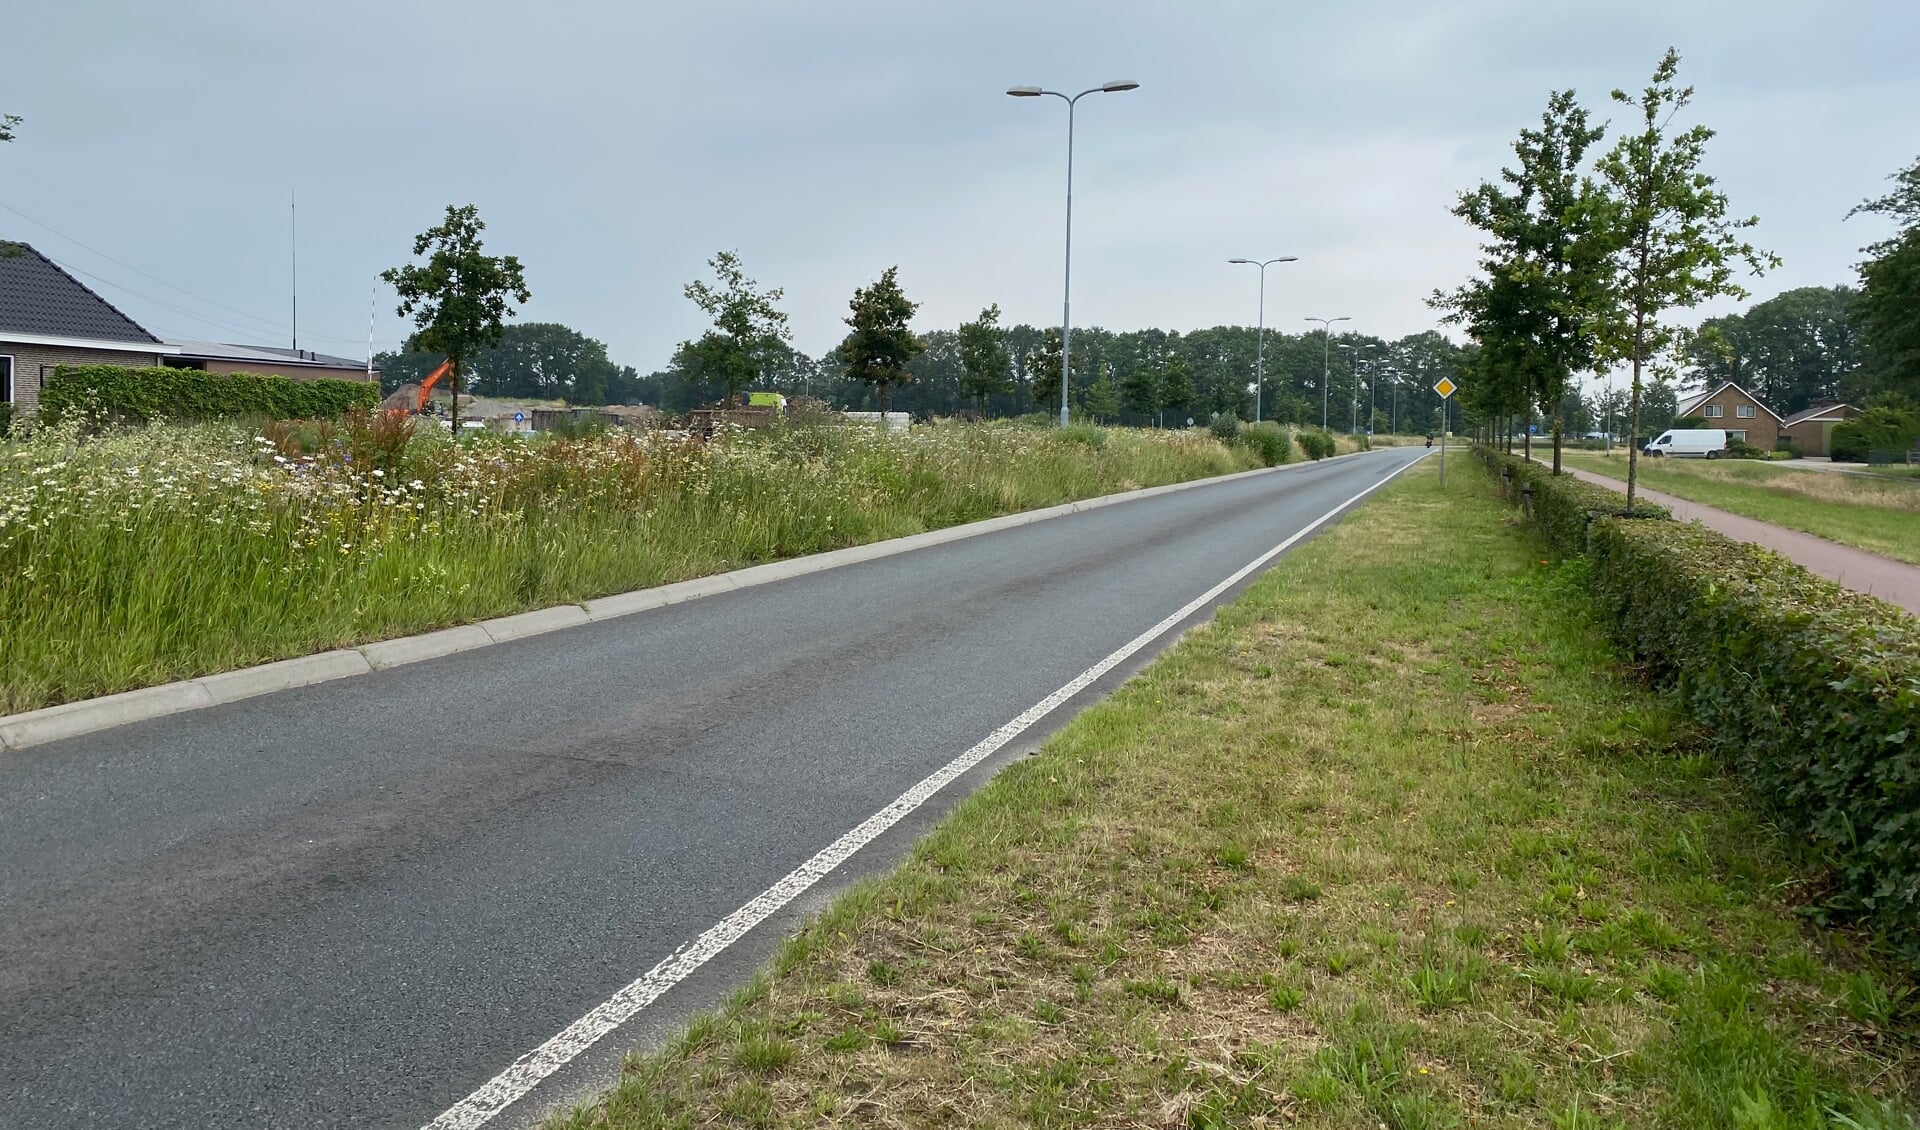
1008 79 1141 427
1304 317 1349 431
1229 256 1298 424
1341 342 1382 434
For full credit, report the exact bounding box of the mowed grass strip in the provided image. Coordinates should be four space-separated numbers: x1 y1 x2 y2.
555 459 1917 1130
1557 449 1920 564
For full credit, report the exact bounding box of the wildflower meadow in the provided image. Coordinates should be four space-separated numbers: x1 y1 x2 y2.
0 415 1259 714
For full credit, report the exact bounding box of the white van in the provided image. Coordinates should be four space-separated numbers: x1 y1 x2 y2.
1643 428 1727 458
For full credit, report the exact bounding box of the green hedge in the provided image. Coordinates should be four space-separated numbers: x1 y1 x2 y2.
1830 405 1920 464
1475 443 1920 959
39 365 382 423
0 402 13 439
1473 447 1669 557
1587 518 1920 958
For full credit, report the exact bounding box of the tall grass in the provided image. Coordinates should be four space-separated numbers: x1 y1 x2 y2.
0 416 1258 713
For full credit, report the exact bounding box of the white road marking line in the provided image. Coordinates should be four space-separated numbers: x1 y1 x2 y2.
423 450 1429 1130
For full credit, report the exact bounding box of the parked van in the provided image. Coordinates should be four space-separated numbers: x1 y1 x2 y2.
1643 428 1727 458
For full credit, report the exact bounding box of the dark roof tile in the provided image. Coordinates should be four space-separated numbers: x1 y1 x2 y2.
0 241 162 345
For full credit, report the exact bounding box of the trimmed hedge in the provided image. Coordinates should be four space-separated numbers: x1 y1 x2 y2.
1588 518 1920 958
1473 447 1668 558
39 365 382 424
1475 443 1920 959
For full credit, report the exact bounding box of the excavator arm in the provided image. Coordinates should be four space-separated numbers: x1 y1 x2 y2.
416 360 453 413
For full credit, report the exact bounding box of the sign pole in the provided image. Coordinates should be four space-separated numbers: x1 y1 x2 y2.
1431 376 1459 486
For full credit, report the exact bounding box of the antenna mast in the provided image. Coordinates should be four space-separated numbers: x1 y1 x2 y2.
290 190 298 353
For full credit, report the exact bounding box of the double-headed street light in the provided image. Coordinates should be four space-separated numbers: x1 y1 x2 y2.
1303 316 1350 431
1229 256 1298 424
1340 341 1382 434
1008 79 1141 427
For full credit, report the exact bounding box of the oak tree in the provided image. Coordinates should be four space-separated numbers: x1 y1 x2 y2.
381 205 531 435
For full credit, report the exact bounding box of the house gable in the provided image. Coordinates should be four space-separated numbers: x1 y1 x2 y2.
1677 381 1784 423
0 242 164 348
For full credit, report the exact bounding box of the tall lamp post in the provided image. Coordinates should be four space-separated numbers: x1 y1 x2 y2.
1304 316 1350 431
1228 256 1298 423
1340 341 1380 434
1007 79 1141 427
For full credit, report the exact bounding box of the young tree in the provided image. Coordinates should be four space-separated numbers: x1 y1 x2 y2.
1849 153 1920 393
841 266 923 416
381 204 530 435
1435 89 1613 474
1595 49 1776 512
675 251 792 406
957 304 1012 411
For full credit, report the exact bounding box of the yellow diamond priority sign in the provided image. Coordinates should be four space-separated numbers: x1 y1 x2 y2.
1433 377 1457 400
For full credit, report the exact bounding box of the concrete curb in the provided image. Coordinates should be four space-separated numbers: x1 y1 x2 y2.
0 448 1382 752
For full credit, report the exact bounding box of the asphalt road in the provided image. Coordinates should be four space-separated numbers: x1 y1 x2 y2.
0 446 1428 1129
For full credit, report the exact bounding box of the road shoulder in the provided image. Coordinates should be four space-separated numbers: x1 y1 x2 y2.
549 458 1916 1128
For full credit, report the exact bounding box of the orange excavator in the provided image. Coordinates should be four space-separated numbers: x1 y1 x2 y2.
415 359 452 414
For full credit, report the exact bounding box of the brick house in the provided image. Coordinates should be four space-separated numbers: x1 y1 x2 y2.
1779 401 1860 458
1675 380 1783 450
1 241 175 417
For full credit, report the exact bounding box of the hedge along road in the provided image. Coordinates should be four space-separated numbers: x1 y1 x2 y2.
0 446 1429 1130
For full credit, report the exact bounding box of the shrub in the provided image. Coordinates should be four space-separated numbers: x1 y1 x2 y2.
1586 517 1920 961
1774 439 1802 459
1473 448 1668 558
0 402 13 439
1830 406 1920 464
1296 429 1336 461
38 365 382 425
1240 421 1291 467
1208 412 1241 441
1725 438 1766 459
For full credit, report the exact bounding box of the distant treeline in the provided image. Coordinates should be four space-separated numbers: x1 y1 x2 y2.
378 321 1476 432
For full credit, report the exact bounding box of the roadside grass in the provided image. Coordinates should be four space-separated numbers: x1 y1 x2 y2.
0 419 1258 715
553 458 1917 1129
1555 450 1920 564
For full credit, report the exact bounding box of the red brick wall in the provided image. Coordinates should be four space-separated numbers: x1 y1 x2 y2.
1692 386 1780 449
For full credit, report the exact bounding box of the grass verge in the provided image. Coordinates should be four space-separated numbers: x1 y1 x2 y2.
1556 450 1920 564
555 457 1916 1129
0 420 1258 714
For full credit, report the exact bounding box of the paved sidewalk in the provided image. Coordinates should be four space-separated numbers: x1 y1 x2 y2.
1545 461 1920 615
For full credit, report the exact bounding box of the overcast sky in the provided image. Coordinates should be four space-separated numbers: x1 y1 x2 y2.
6 1 1917 373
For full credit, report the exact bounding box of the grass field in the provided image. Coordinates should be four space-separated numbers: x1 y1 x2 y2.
555 459 1916 1130
1555 450 1920 565
0 418 1260 715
